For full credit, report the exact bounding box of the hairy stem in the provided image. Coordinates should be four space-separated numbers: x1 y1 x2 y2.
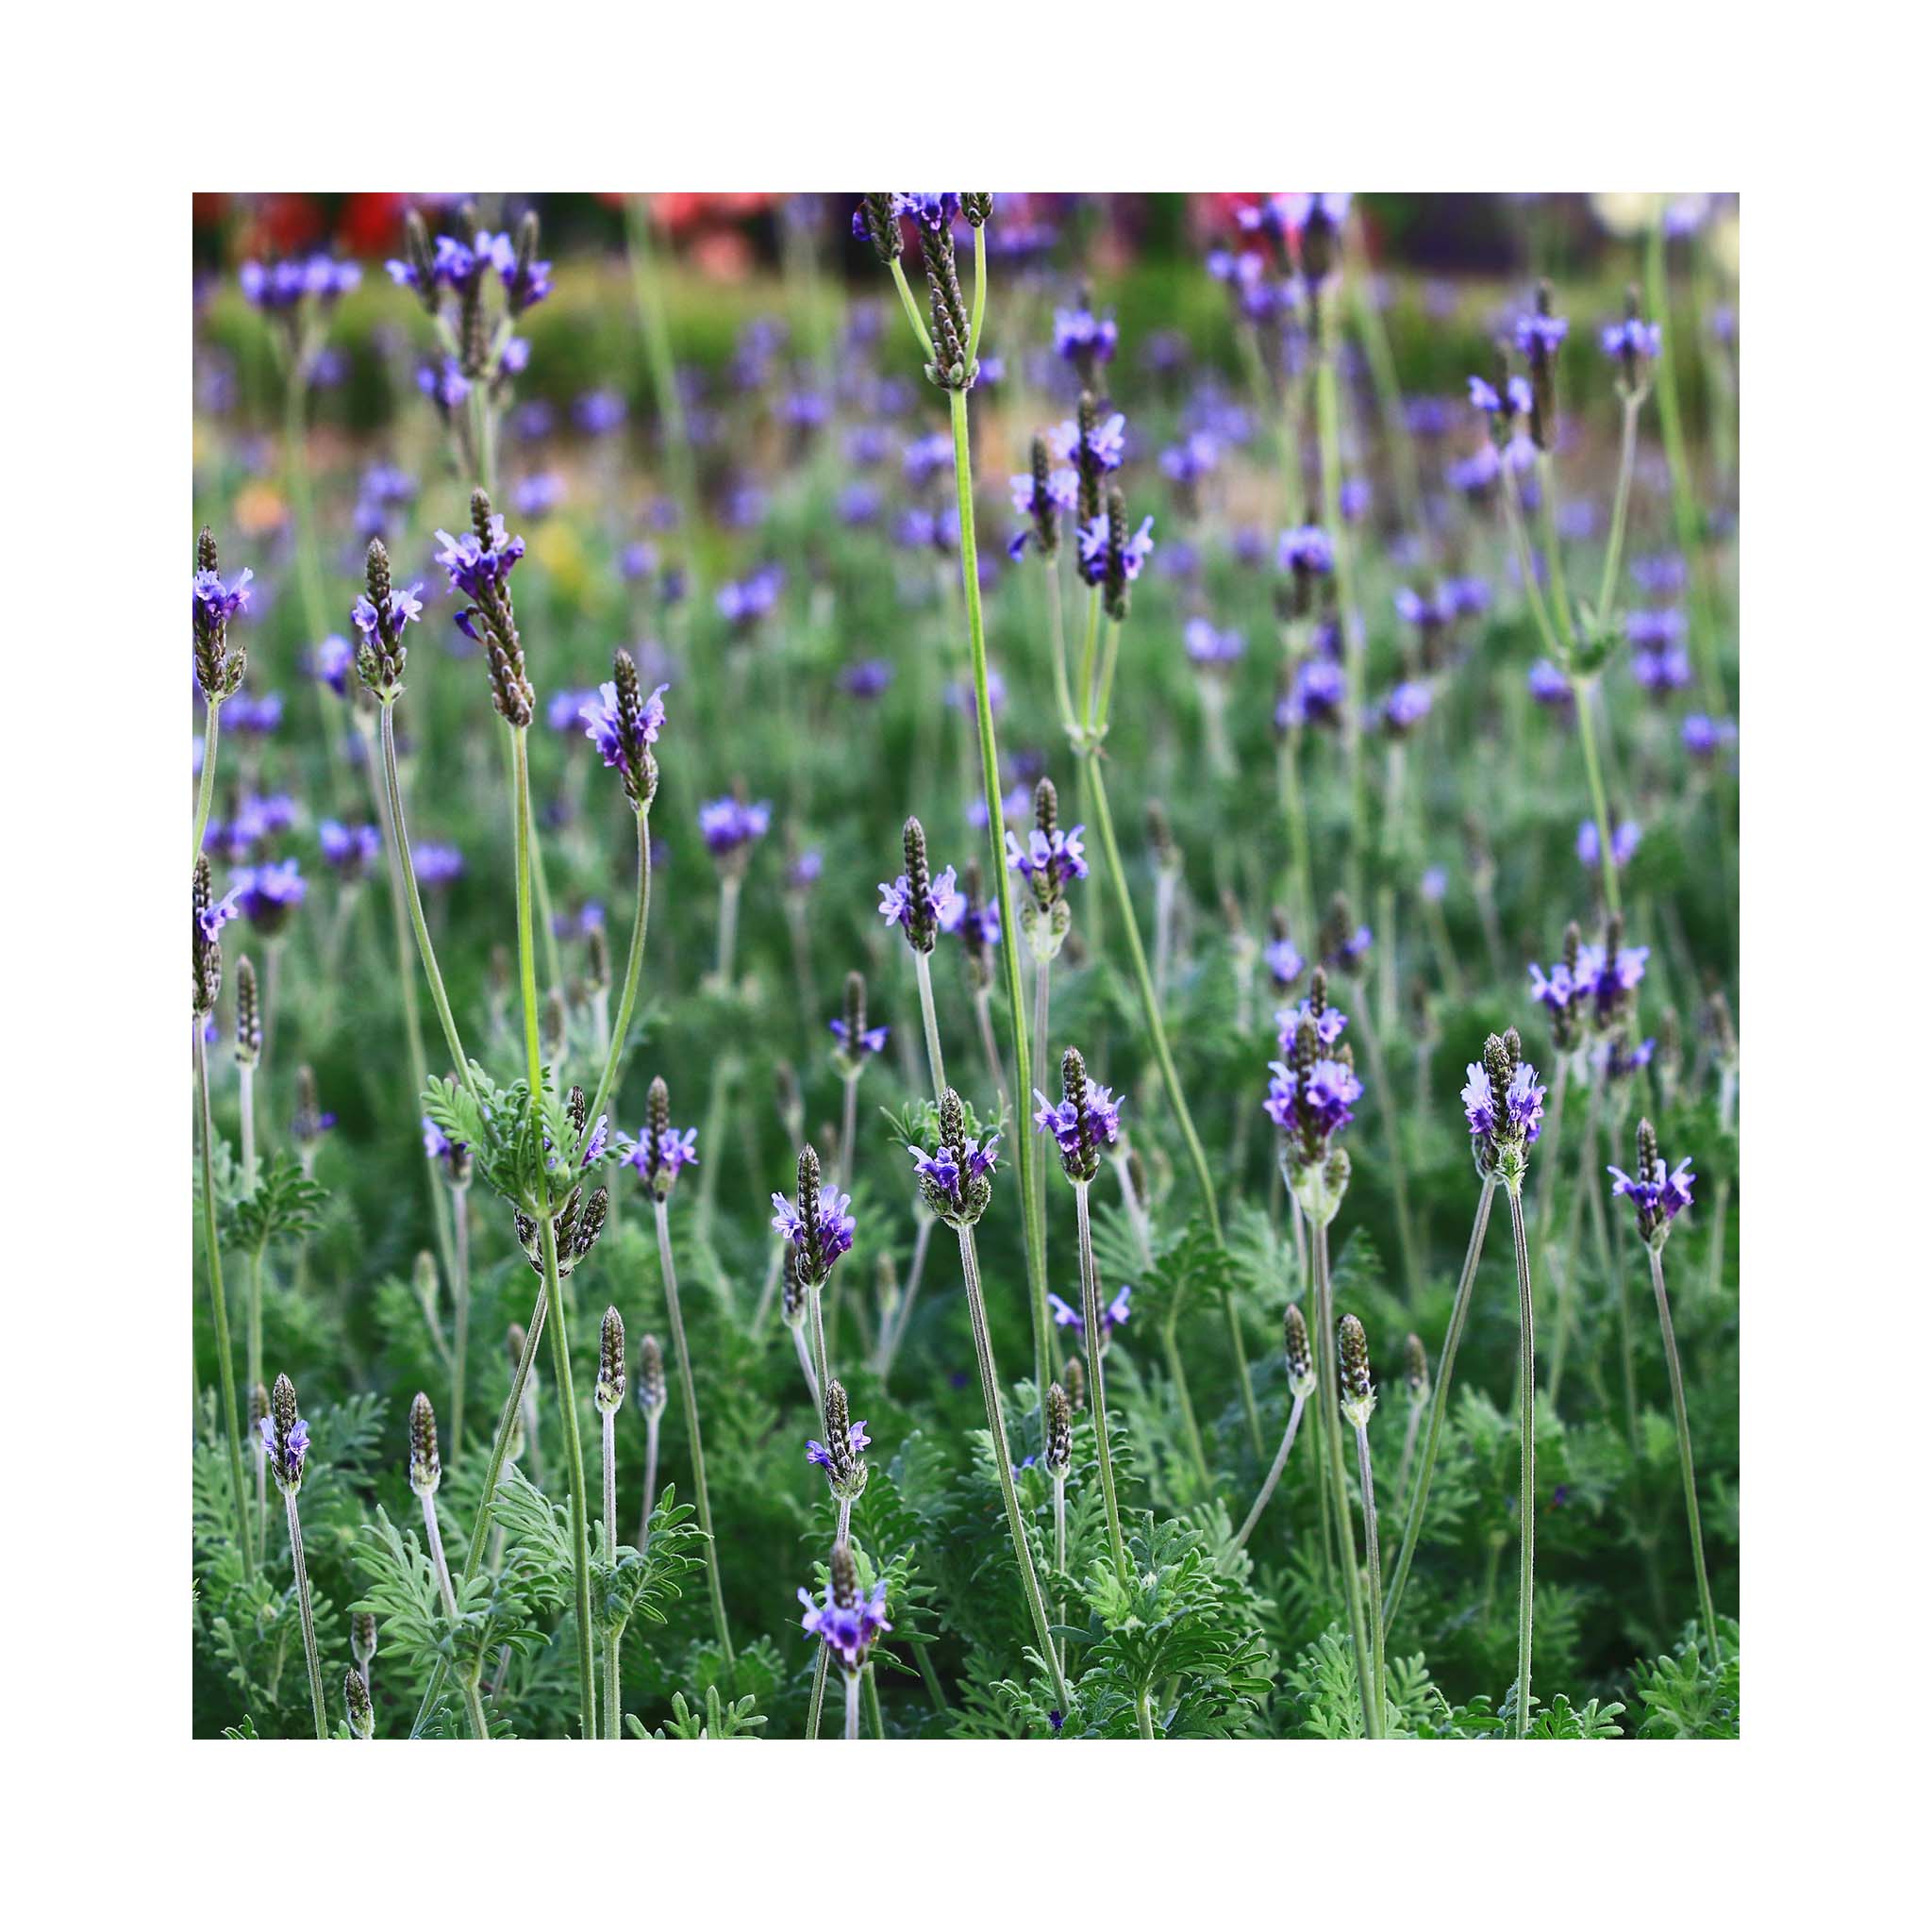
194 1021 254 1583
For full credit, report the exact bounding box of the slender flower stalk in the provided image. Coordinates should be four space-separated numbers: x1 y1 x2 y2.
411 1392 489 1739
1393 1332 1428 1516
192 860 253 1582
1040 1050 1129 1578
1045 1380 1072 1675
1385 1193 1503 1626
262 1374 326 1740
1308 1197 1378 1737
909 1078 1073 1709
1339 1314 1387 1724
1234 1305 1317 1550
634 1333 667 1551
1610 1119 1722 1656
596 1305 626 1737
646 1080 732 1666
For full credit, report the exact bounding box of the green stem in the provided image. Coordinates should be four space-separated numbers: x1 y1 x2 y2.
1074 1181 1128 1578
194 1021 253 1582
423 1490 488 1740
579 807 652 1154
1645 219 1725 716
1159 1307 1213 1491
956 1225 1073 1712
1312 1214 1378 1737
1314 317 1366 910
1648 1242 1721 1656
912 948 947 1096
1233 1394 1307 1550
540 1215 597 1740
656 1197 733 1665
1506 1184 1537 1739
1574 678 1623 917
1384 1179 1496 1629
510 726 542 1091
1354 1420 1388 1725
1595 393 1643 627
411 1285 550 1737
381 702 472 1079
1085 758 1258 1452
947 382 1051 1415
192 702 222 866
282 1488 328 1740
602 1407 620 1739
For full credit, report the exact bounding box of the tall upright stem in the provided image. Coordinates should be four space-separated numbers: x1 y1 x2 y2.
1086 757 1259 1454
1354 1420 1388 1723
283 1490 328 1740
192 702 223 865
194 1022 253 1582
541 1216 597 1740
1312 1216 1378 1737
1648 1243 1722 1656
1233 1395 1307 1551
1073 1181 1127 1577
1506 1184 1537 1739
381 702 472 1079
912 949 947 1097
655 1197 733 1665
423 1490 489 1740
579 807 652 1152
602 1407 621 1739
947 382 1051 1407
955 1226 1073 1712
1385 1179 1496 1628
1314 308 1365 910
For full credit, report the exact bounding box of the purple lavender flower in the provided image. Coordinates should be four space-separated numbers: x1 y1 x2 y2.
1631 644 1694 697
1681 713 1732 758
798 1572 891 1674
879 863 962 936
1264 1056 1362 1141
1277 525 1334 576
714 566 784 625
318 820 382 879
311 633 355 695
1461 1059 1545 1143
1051 410 1126 475
435 520 525 602
626 1112 697 1192
772 1173 856 1282
1514 311 1570 358
1528 658 1574 708
806 1418 872 1473
699 797 771 858
1264 938 1306 989
1032 1083 1123 1158
1625 608 1687 650
830 1016 890 1058
1279 658 1346 731
1576 819 1641 871
573 389 628 436
1048 1282 1133 1341
840 658 894 700
1608 1119 1695 1246
1380 680 1434 736
1005 824 1088 891
580 677 668 777
413 843 464 888
1469 373 1534 418
1601 316 1662 362
1184 617 1245 667
1075 508 1155 589
229 859 306 934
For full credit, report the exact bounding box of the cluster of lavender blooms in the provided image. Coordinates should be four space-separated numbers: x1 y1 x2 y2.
1035 1047 1122 1190
1608 1118 1696 1248
579 653 667 812
241 255 361 313
1461 1028 1547 1184
806 1378 871 1503
800 1542 891 1674
700 796 771 862
1265 968 1363 1223
1529 914 1652 1072
628 1077 698 1201
911 1091 1001 1228
773 1147 856 1287
880 817 963 955
829 981 889 1069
